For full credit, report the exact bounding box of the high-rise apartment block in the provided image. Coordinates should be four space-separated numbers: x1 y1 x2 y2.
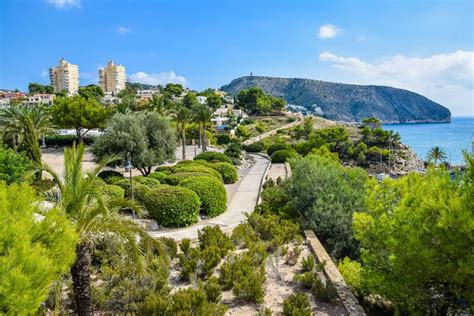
49 58 79 95
98 61 126 93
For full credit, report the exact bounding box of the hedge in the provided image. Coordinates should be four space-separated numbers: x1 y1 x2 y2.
194 152 233 165
211 162 238 184
144 185 200 227
154 165 172 173
114 179 133 192
44 134 94 147
270 149 297 163
96 184 125 200
103 175 124 184
243 143 263 153
148 172 167 182
133 175 161 188
129 183 151 202
171 165 223 181
180 177 227 217
98 170 124 180
163 173 217 186
267 143 291 156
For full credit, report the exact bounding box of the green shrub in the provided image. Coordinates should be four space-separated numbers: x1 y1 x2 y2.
114 178 133 191
224 141 241 160
148 171 167 182
194 151 233 164
179 177 226 217
133 175 161 188
312 278 337 303
285 245 302 265
0 146 31 184
158 237 178 259
97 184 125 199
31 179 55 193
282 293 311 316
219 253 266 303
210 162 238 184
216 133 231 145
163 173 217 186
267 143 290 156
129 183 151 202
143 185 200 227
98 170 123 180
103 175 124 184
44 134 94 147
171 164 223 181
243 142 264 152
160 287 227 315
203 276 222 303
154 165 172 173
231 223 258 248
301 255 315 272
271 149 297 163
198 226 234 258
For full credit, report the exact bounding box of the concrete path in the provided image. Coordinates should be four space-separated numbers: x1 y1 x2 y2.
148 154 270 241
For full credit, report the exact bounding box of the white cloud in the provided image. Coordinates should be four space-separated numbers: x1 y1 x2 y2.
117 26 130 34
129 71 187 86
356 34 366 42
46 0 81 9
318 24 340 39
41 70 48 77
318 50 474 116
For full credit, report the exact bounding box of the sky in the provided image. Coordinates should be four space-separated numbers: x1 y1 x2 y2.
0 0 473 116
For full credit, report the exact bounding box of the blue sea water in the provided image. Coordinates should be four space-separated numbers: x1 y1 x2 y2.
384 117 474 165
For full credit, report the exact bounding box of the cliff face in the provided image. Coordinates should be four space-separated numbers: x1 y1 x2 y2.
221 76 451 123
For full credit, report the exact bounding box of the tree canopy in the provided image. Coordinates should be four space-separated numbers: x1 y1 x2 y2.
0 182 77 314
0 146 31 184
49 96 110 141
92 112 176 175
352 158 474 313
78 84 104 100
28 82 53 94
164 83 184 97
235 87 286 115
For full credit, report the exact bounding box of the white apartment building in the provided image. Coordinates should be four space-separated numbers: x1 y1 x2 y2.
27 94 55 106
49 58 79 95
98 60 126 93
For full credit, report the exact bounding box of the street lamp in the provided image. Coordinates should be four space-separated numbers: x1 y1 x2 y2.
125 152 135 219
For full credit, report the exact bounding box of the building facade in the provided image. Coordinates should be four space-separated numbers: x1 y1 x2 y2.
27 94 55 106
98 60 126 93
49 58 79 95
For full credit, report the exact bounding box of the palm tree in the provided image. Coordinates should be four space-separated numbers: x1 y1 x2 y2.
0 104 52 179
147 94 169 116
193 104 214 152
172 105 192 160
427 146 447 167
43 143 158 315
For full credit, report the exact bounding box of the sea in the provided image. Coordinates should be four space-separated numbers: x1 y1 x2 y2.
383 117 474 165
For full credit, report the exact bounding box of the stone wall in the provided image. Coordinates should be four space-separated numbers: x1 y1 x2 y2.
304 230 366 316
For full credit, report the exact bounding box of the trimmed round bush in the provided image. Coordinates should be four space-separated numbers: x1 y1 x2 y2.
267 143 291 156
103 175 124 184
97 184 125 199
171 165 223 181
211 162 238 184
144 185 200 227
154 165 172 173
92 177 107 187
163 173 217 186
98 170 124 180
148 172 167 182
271 149 297 163
243 143 263 153
114 179 133 191
194 152 233 165
133 175 161 188
128 183 151 202
179 177 227 217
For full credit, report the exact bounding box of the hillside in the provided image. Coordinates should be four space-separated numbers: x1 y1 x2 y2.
221 76 451 123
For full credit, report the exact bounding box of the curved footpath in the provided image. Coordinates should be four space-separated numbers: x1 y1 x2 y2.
148 154 270 241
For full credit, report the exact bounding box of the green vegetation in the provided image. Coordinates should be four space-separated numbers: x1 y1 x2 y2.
0 146 31 184
180 176 227 217
49 95 110 141
195 151 233 164
426 145 447 166
28 82 53 94
92 111 176 175
78 84 104 101
235 87 286 115
144 185 200 227
192 104 214 152
282 293 312 316
0 182 77 314
212 162 238 184
270 149 296 163
172 105 193 160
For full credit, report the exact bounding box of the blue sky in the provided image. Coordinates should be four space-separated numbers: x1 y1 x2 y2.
1 0 473 115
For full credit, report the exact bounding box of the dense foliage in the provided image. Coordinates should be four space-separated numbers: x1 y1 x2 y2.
211 162 238 184
180 176 227 217
0 182 77 314
235 87 286 115
144 185 200 227
270 149 296 163
194 151 233 164
0 146 31 184
92 112 176 175
351 159 474 314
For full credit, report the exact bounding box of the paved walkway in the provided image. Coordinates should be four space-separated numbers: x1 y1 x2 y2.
148 154 270 241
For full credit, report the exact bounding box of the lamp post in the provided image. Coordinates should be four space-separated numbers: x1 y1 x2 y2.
125 152 135 219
